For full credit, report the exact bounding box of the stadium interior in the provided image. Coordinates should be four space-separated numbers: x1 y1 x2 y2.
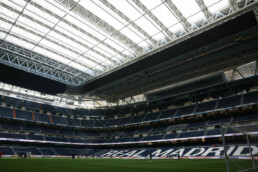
0 0 258 171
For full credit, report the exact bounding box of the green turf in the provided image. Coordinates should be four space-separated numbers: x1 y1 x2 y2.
0 158 256 172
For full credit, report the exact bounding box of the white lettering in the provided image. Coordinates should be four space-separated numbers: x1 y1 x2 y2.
152 149 174 157
169 149 185 156
202 147 224 156
184 148 205 157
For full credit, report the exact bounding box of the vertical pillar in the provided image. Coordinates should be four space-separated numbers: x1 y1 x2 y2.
12 108 16 118
32 112 35 121
49 115 53 123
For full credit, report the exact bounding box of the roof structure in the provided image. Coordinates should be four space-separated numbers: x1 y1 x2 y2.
1 0 257 86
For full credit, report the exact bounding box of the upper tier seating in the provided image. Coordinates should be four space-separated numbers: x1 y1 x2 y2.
195 101 216 113
4 97 22 107
178 130 206 138
130 115 146 124
41 104 56 113
233 113 258 122
57 107 71 116
142 135 164 141
217 95 241 109
0 107 13 119
158 108 177 119
143 112 160 122
24 100 40 110
206 129 221 135
0 132 26 139
15 109 33 121
66 118 80 127
176 105 195 116
243 91 258 104
35 113 50 123
208 117 231 125
188 121 207 128
51 115 67 125
27 134 44 140
0 91 257 129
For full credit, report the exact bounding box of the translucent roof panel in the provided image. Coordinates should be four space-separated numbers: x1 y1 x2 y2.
203 0 229 14
108 0 142 21
79 1 125 30
151 4 180 28
171 0 206 24
0 0 252 86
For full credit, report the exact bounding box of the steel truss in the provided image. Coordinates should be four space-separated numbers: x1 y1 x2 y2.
0 40 90 85
0 2 106 70
163 0 192 32
25 0 128 61
196 0 214 22
0 0 257 88
98 0 157 47
55 0 144 55
131 0 174 40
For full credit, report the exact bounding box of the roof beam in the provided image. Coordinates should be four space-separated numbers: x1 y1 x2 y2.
55 0 144 55
0 16 100 74
228 0 239 12
0 39 88 85
0 2 106 70
0 27 98 75
98 0 157 47
26 0 128 61
196 0 214 23
162 0 192 32
0 30 93 79
131 0 174 40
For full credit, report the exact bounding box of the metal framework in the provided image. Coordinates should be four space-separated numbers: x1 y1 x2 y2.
163 0 192 32
131 0 175 39
0 0 257 92
196 0 214 22
98 0 157 47
55 0 144 55
0 39 89 85
26 0 129 62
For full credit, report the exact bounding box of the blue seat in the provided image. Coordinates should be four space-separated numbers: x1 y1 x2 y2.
143 135 163 141
217 95 241 109
24 101 40 110
178 130 205 138
159 108 177 119
176 105 195 116
4 96 22 107
195 101 216 113
15 110 33 121
41 104 56 113
143 112 160 122
206 129 221 135
51 115 67 125
35 113 50 123
243 91 258 104
130 115 146 124
0 107 13 119
164 133 178 139
27 134 44 140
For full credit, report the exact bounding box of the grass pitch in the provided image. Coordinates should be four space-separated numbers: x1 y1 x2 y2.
0 158 256 172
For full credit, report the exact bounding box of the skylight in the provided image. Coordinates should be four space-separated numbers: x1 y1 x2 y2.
0 0 255 86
